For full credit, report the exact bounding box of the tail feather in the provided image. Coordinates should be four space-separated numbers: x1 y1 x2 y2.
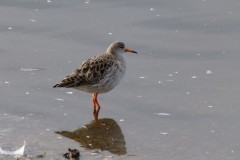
53 84 58 88
53 80 76 88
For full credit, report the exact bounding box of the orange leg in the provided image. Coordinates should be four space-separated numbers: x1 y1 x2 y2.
92 94 97 120
92 92 101 121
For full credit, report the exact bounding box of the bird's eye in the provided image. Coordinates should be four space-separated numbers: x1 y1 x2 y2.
119 46 124 49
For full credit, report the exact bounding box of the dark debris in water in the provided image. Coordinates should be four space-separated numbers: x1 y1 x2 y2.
36 152 46 158
63 148 80 160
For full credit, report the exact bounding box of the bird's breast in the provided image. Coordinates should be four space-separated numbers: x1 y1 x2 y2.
96 58 126 93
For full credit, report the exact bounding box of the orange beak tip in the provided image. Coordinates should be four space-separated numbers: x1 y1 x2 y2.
125 48 138 54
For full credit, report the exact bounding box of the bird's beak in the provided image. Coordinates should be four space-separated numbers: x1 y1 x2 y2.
125 48 138 54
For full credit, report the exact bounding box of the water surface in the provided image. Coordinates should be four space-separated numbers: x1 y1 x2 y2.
0 0 240 159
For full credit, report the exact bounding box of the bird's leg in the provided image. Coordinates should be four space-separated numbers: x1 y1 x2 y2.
92 93 97 120
92 92 101 121
94 93 101 117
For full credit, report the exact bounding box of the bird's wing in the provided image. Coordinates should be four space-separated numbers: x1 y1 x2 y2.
53 54 115 88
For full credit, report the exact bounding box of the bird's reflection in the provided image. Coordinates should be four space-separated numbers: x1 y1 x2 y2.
56 118 127 155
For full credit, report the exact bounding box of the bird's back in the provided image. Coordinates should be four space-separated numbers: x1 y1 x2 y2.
53 53 123 91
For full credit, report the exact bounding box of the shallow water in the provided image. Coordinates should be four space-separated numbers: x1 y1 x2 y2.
1 0 240 159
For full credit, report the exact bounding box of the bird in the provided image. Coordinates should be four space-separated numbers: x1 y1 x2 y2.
53 41 137 121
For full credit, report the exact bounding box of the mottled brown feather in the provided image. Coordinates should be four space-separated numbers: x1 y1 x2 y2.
53 54 115 88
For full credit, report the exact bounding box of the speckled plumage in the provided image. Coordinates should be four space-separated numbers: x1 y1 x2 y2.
53 41 137 121
53 53 126 93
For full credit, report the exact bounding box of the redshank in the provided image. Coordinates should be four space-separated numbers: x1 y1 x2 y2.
53 41 137 121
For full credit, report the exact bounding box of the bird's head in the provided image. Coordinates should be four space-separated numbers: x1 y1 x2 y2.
106 41 137 56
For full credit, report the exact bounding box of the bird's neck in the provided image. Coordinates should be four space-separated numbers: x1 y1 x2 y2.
105 51 124 59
